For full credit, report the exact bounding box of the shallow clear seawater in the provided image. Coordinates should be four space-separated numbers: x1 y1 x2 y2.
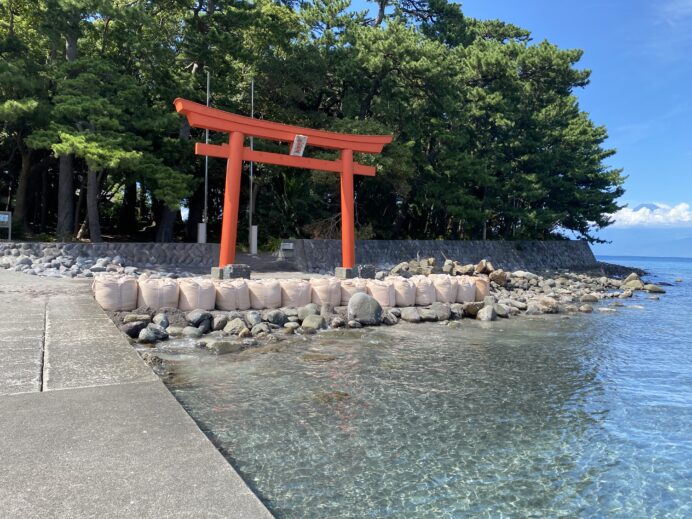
162 257 692 518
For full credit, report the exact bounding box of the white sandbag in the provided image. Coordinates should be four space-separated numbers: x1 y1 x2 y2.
411 275 435 306
340 278 368 306
456 276 477 303
310 277 341 306
92 274 138 311
137 276 179 310
367 279 396 307
214 279 251 311
387 276 416 307
248 279 282 310
474 276 490 302
178 277 216 311
280 279 311 308
430 274 458 303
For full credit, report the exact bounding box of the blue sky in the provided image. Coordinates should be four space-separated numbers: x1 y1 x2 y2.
352 0 692 255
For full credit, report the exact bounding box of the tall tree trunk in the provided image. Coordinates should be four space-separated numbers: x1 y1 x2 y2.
13 140 31 229
119 182 138 236
155 205 177 242
86 168 102 242
57 31 79 240
40 168 48 231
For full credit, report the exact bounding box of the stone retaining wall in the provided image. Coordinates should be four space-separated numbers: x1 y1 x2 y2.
0 242 219 268
287 239 598 273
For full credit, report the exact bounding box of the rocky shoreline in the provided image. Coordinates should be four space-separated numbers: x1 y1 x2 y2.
105 261 669 370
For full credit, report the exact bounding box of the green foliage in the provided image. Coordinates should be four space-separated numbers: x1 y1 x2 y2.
0 0 625 242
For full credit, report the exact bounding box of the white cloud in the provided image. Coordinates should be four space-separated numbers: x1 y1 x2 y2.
611 202 692 227
659 0 692 26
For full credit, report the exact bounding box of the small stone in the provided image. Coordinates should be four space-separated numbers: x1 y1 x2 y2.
347 320 362 328
493 303 509 318
284 321 300 330
123 313 151 324
382 311 399 325
330 317 346 328
301 314 326 332
152 313 169 328
297 303 320 321
207 340 242 355
251 323 271 336
618 290 633 299
138 323 169 343
264 309 287 326
245 311 262 327
399 307 421 323
120 321 148 339
462 302 484 318
186 309 212 327
212 314 228 331
182 326 203 339
578 304 594 313
224 318 247 335
477 306 497 321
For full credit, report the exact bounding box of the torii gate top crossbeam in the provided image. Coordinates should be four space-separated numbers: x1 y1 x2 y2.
173 98 392 269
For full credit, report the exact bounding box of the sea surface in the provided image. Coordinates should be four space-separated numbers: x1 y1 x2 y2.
161 256 692 518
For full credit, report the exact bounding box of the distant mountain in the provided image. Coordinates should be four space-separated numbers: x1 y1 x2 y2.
632 203 659 212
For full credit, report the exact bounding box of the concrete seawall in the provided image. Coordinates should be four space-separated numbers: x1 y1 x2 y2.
287 239 599 273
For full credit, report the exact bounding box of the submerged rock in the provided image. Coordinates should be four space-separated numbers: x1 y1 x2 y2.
182 326 203 339
302 352 337 362
399 307 421 323
644 284 666 294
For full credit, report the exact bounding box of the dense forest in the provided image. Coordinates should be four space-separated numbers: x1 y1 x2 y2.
0 0 625 247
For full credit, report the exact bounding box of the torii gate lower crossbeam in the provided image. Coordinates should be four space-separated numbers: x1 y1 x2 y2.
174 98 392 270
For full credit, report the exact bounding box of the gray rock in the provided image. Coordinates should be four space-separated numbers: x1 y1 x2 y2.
246 311 262 327
250 323 271 336
399 307 421 323
389 308 401 318
224 318 248 335
462 302 484 318
120 321 148 339
429 302 451 321
578 304 593 313
477 306 497 321
347 292 382 326
152 312 170 328
493 303 509 318
264 309 287 326
124 266 138 275
489 269 508 287
15 256 32 266
330 317 346 328
297 303 320 321
347 320 362 328
284 321 300 330
483 295 497 307
166 326 184 337
301 314 326 332
123 313 151 324
138 323 169 343
623 272 640 284
419 308 438 322
580 294 598 303
644 284 666 294
320 303 335 317
450 303 464 320
525 303 544 315
182 326 203 339
537 297 559 314
382 311 399 325
622 279 645 290
212 314 228 331
207 340 242 355
186 309 213 327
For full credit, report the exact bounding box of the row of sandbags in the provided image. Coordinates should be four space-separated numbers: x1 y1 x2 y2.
92 273 489 312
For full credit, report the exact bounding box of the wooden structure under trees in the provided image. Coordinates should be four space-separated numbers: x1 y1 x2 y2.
174 98 392 268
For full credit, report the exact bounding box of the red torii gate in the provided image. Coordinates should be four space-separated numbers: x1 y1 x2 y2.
174 98 392 269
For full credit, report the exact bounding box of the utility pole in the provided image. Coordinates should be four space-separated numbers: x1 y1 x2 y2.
248 78 257 254
198 68 210 244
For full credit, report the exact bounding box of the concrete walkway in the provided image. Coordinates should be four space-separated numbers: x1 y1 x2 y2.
0 270 272 518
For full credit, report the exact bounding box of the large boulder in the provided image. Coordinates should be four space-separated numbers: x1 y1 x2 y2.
399 307 421 323
489 269 508 287
476 306 497 321
462 301 484 318
264 309 288 326
644 284 666 293
347 292 383 326
120 321 148 339
224 317 248 336
429 302 451 321
297 303 320 321
186 309 212 327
